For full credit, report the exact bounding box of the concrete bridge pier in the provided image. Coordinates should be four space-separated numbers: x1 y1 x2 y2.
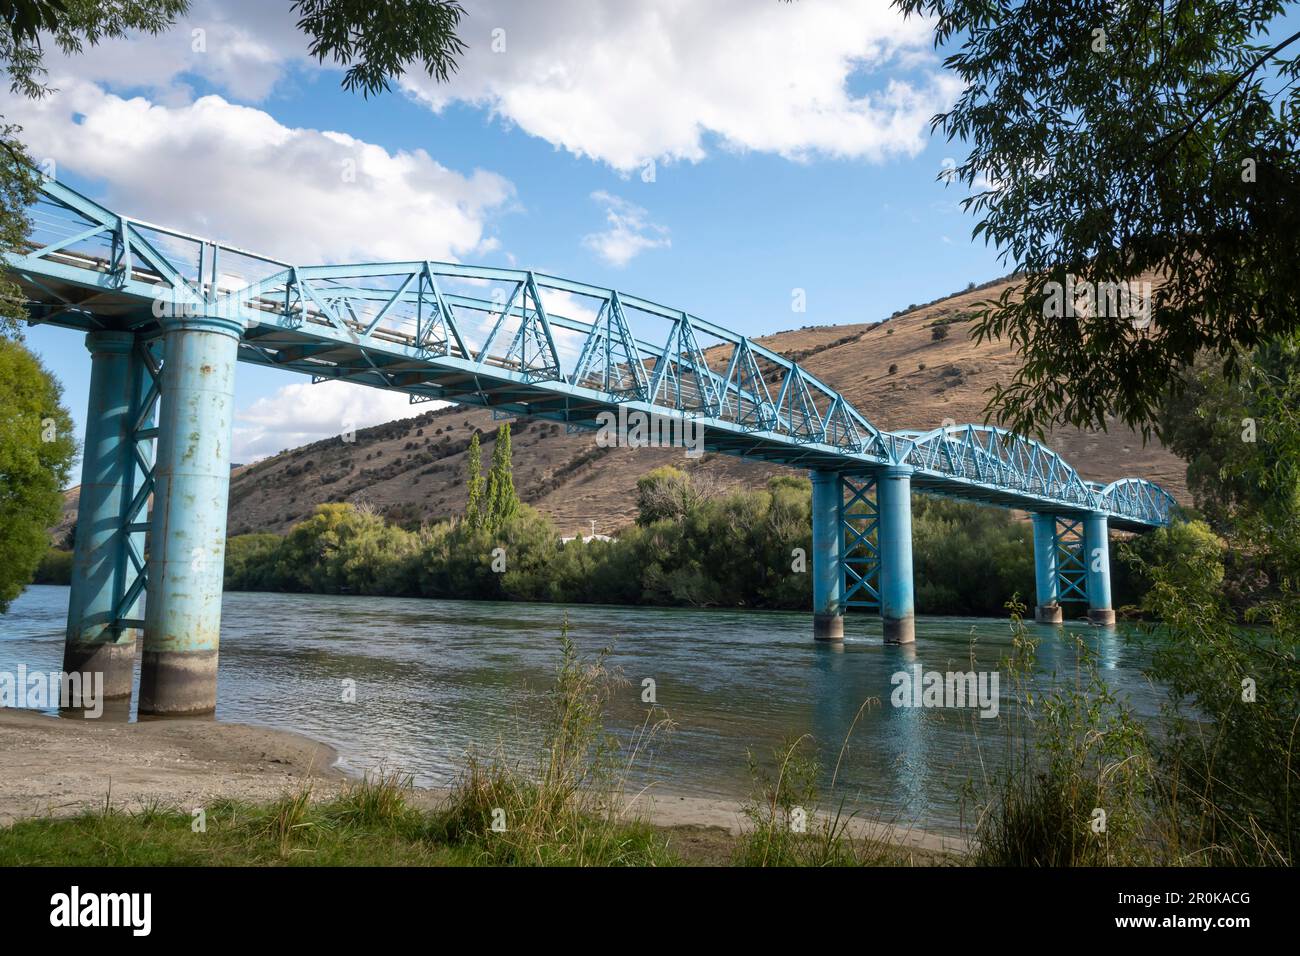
139 315 242 717
1083 512 1115 626
877 465 915 644
810 470 844 641
63 330 150 699
1031 513 1063 624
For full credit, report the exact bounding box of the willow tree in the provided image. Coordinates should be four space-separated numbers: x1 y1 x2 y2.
895 0 1300 437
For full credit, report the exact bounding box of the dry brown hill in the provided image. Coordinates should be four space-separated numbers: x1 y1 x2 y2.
57 275 1190 541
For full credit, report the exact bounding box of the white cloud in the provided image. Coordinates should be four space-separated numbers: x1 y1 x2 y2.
233 380 436 462
38 0 306 102
404 0 959 169
581 191 670 267
4 80 513 264
24 1 957 173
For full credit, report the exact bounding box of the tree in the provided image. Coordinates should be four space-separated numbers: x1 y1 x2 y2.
1 1 188 98
484 423 519 532
635 466 696 526
464 430 484 529
1160 334 1300 532
1 1 466 100
0 121 37 338
0 336 75 611
895 0 1300 437
291 0 467 97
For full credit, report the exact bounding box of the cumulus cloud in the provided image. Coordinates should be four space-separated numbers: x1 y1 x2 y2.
403 0 959 169
4 80 513 264
22 1 957 173
233 380 435 463
581 192 670 267
37 0 306 102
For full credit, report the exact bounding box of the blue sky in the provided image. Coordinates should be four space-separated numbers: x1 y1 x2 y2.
6 0 1007 461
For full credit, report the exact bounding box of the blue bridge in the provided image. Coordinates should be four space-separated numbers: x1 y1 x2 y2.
6 176 1176 715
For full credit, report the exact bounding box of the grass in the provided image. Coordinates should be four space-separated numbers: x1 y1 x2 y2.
963 599 1175 866
0 784 468 867
0 769 676 867
731 699 950 867
734 733 891 867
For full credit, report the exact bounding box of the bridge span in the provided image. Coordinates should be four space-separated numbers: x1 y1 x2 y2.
5 176 1176 715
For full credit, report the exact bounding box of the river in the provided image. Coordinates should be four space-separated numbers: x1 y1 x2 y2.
0 585 1167 835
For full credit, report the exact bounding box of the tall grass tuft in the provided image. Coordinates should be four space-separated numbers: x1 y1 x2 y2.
429 624 676 865
967 598 1161 866
246 786 321 858
735 697 899 867
326 768 420 829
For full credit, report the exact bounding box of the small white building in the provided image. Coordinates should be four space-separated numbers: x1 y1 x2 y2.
560 521 613 545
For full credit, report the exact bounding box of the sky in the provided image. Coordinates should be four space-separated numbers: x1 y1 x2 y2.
3 0 1009 463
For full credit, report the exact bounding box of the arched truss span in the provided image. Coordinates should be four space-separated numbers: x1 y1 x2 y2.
4 176 1174 530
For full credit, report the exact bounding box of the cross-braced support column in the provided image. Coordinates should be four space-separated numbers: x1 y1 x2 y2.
139 315 241 716
1083 512 1115 626
810 470 844 641
1031 513 1063 624
877 465 915 644
64 331 156 699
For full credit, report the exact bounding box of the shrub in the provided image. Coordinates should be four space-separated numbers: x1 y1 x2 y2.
33 548 72 585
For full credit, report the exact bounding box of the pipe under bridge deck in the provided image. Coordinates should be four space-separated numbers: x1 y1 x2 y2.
5 177 1177 714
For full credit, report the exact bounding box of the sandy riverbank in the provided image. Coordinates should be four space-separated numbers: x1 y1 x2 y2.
0 708 967 858
0 709 345 827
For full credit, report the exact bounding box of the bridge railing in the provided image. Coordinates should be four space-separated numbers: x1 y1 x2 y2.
7 174 1175 528
891 425 1098 509
224 260 896 460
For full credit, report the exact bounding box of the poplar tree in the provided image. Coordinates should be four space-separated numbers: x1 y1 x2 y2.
485 423 519 531
464 430 484 529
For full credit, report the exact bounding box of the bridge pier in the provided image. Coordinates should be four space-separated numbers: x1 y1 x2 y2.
1083 512 1115 626
810 470 844 641
1031 513 1063 624
139 316 241 717
878 465 915 644
63 331 150 699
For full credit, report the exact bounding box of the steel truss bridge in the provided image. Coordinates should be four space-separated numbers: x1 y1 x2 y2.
5 176 1176 713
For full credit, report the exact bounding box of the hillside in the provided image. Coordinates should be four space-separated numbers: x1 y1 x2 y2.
57 275 1191 540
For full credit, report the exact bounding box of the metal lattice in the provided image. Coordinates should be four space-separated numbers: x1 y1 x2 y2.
841 476 880 609
1054 518 1089 604
114 336 161 630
